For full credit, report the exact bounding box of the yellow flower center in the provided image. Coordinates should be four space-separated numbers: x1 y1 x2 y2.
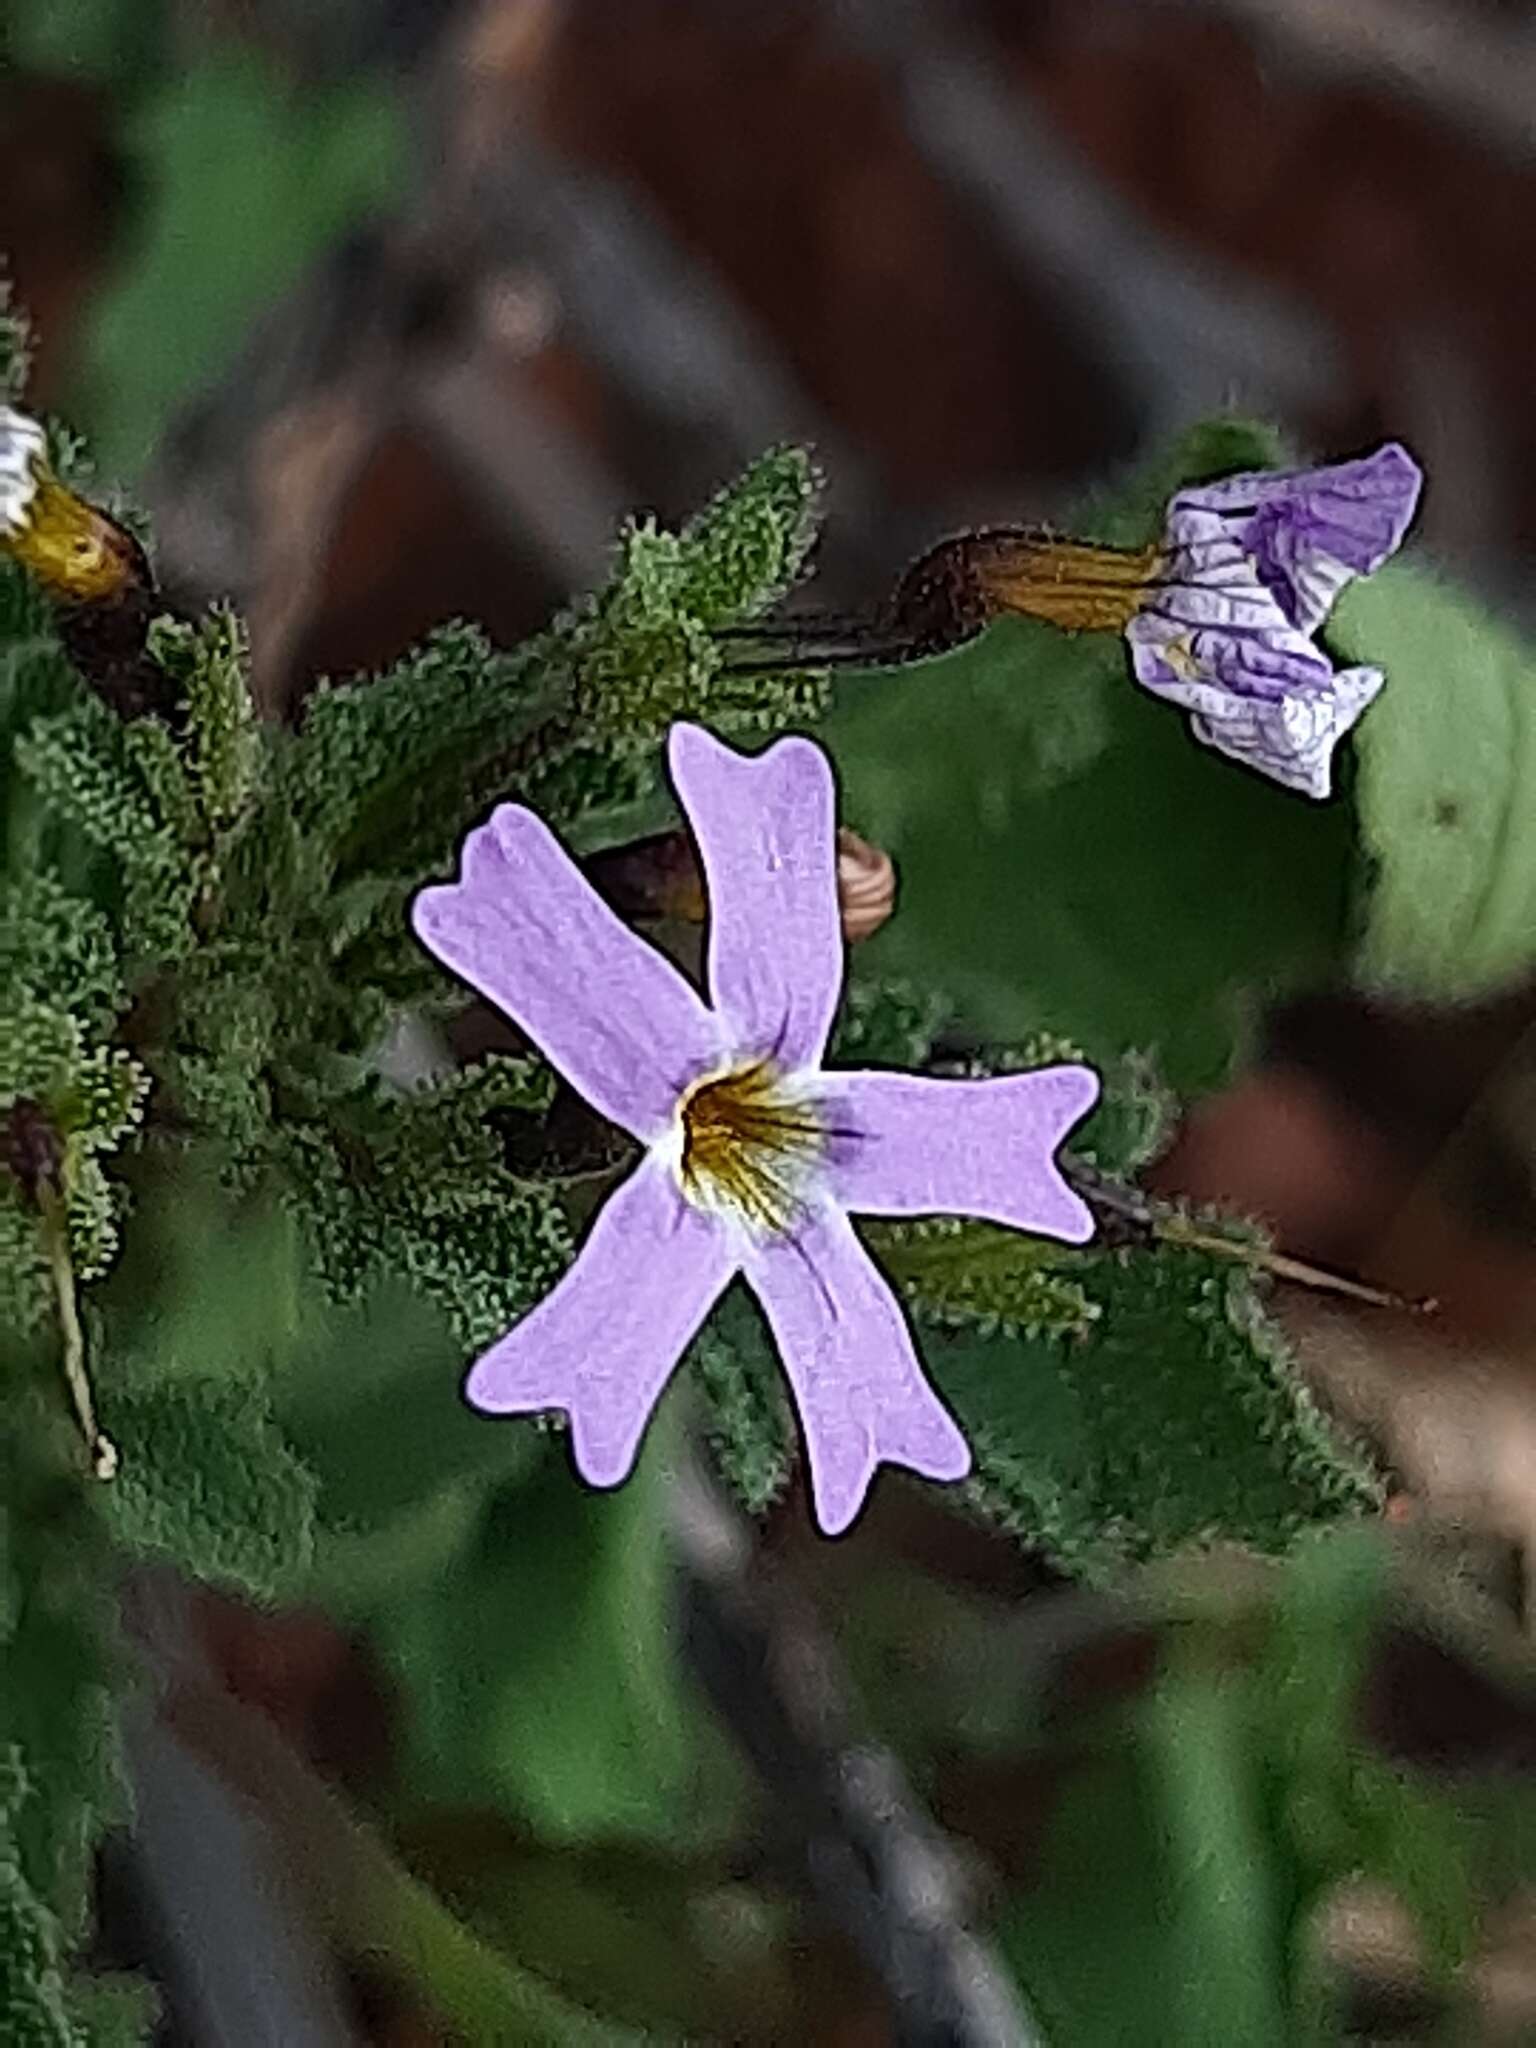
676 1060 824 1235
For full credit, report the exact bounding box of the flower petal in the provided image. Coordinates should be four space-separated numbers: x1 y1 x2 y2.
1169 443 1423 633
821 1066 1099 1241
0 407 45 537
743 1205 971 1536
668 722 842 1071
1127 615 1382 798
413 803 721 1140
1130 608 1338 698
464 1158 735 1487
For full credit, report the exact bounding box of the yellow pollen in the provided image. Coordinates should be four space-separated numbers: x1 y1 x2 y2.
975 536 1163 634
677 1060 823 1234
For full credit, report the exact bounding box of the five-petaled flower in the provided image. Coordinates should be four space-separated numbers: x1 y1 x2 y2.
1126 442 1423 798
412 723 1099 1535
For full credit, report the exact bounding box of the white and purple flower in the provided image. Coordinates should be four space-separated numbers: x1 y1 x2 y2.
1126 442 1423 797
412 723 1098 1536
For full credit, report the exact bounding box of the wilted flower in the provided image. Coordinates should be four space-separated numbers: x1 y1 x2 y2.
0 404 177 722
413 723 1098 1535
0 404 149 608
732 441 1423 801
0 405 45 539
1125 443 1423 797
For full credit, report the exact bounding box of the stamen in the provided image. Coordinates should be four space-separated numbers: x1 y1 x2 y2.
677 1059 824 1234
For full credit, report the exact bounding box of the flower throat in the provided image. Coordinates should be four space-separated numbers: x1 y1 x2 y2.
678 1061 823 1234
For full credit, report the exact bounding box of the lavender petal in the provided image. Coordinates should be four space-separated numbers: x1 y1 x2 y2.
822 1067 1098 1242
743 1204 971 1536
1128 617 1383 797
1169 442 1423 633
413 803 721 1141
464 1158 735 1486
668 722 843 1072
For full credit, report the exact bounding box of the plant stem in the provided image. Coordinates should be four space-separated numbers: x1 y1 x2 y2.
39 1189 117 1479
1157 1213 1431 1313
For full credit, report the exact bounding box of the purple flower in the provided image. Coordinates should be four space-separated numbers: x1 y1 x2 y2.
412 724 1098 1535
1126 443 1423 797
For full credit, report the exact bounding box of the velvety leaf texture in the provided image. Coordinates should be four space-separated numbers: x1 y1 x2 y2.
930 1245 1382 1580
96 1378 319 1600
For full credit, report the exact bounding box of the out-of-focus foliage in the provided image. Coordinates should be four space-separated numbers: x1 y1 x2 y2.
4 1 405 477
1339 560 1536 999
993 1533 1535 2046
4 0 168 90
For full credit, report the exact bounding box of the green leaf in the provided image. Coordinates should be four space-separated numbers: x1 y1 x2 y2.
146 607 258 831
866 1217 1098 1341
0 1390 122 1933
372 1421 739 1848
59 1974 157 2047
1260 1534 1480 1984
96 1377 319 1600
1071 1049 1177 1178
14 709 194 968
0 1190 51 1338
566 513 828 745
932 1245 1382 1579
0 878 123 1037
397 1815 813 2042
828 974 949 1069
823 421 1356 1090
279 1115 574 1357
672 444 820 626
1339 559 1536 998
0 1828 77 2048
996 1743 1212 2048
690 1282 794 1517
273 1278 540 1543
4 0 167 88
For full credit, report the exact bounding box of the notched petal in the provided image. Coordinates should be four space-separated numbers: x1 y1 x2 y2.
464 1160 735 1485
744 1206 972 1536
824 1066 1099 1242
412 801 720 1138
668 721 842 1070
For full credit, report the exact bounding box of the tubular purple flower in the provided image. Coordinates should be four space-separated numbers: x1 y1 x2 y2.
412 722 1099 1536
1126 442 1423 797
